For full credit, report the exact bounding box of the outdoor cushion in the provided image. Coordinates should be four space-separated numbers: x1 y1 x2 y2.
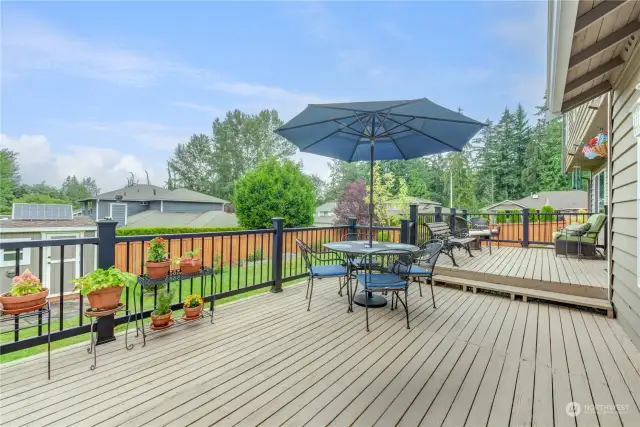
388 263 431 276
566 223 591 233
356 273 406 288
469 230 491 237
552 231 597 244
310 265 347 277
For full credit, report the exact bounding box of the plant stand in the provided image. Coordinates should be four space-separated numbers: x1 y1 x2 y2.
0 303 51 379
125 268 215 350
85 303 124 371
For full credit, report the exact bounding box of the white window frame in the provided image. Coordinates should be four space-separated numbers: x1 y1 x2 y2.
0 238 32 267
593 169 607 214
109 203 128 226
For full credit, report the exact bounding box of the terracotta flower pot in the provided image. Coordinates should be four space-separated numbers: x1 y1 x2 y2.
180 258 202 275
184 304 202 319
146 260 171 279
151 310 173 327
87 286 123 311
0 289 49 314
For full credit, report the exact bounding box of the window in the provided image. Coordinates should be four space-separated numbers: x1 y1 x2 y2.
594 170 608 213
0 238 32 267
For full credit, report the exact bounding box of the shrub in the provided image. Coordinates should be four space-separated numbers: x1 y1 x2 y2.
233 158 316 229
116 226 244 236
496 210 507 224
528 208 538 223
540 205 555 222
509 210 521 224
376 231 390 242
247 248 263 263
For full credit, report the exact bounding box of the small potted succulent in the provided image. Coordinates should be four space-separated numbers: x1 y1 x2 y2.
183 294 203 320
0 269 48 314
151 289 174 329
146 237 171 279
72 267 137 311
175 248 202 275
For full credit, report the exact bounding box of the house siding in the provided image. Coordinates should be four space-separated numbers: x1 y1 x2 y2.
162 201 223 213
609 51 640 349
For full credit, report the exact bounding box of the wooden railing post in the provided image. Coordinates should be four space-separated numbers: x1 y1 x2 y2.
409 204 418 245
95 220 118 345
522 208 530 248
450 208 457 231
347 217 357 241
400 219 410 244
271 218 284 293
435 206 442 223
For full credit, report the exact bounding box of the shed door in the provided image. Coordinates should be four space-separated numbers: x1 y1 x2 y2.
45 233 80 295
109 203 128 227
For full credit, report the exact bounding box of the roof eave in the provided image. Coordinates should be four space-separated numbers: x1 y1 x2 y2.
547 0 580 114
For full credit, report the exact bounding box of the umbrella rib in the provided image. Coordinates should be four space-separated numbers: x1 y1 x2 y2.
354 113 373 139
377 117 415 136
299 117 362 151
336 120 368 137
388 112 484 126
384 116 462 152
386 132 409 160
276 114 357 132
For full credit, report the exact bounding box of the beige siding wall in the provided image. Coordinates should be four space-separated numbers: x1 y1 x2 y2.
610 50 640 348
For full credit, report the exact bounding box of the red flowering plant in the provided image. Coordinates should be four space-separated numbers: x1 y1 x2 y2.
147 237 169 262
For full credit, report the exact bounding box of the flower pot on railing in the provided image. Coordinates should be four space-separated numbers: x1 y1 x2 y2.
146 237 170 279
72 267 137 311
0 269 48 315
175 248 202 275
146 260 171 279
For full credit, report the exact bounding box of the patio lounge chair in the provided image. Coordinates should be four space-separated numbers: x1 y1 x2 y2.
552 213 606 257
354 248 419 331
297 239 349 311
425 222 474 267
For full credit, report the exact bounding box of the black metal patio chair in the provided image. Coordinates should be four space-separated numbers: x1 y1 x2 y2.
388 240 443 308
354 248 421 332
297 239 350 311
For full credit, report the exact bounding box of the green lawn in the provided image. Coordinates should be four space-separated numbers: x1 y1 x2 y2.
0 258 312 363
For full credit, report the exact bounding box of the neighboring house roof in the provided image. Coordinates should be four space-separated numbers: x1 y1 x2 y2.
316 202 336 212
385 197 442 207
482 191 588 211
78 185 229 204
483 200 528 211
313 215 335 226
123 211 238 228
0 216 96 230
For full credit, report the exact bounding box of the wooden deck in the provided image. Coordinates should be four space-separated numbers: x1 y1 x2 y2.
434 246 609 300
2 277 640 427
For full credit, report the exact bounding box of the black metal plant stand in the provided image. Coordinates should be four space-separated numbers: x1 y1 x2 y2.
0 303 51 379
85 302 124 370
125 268 215 350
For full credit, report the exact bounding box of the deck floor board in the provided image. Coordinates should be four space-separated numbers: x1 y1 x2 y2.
1 276 638 427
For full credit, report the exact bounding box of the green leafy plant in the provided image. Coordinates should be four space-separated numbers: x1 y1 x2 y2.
71 267 137 296
247 248 263 263
147 237 168 262
8 269 46 296
184 294 203 308
528 208 538 223
540 205 555 222
496 210 507 224
173 248 201 266
509 210 520 224
153 289 174 316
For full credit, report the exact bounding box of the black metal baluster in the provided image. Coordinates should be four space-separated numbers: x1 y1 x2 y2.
252 234 256 286
79 245 84 327
236 235 240 290
177 239 183 302
167 239 172 296
228 235 232 291
59 245 64 331
267 232 271 284
210 237 216 294
220 236 225 292
191 237 195 295
245 234 249 288
38 247 44 335
260 233 264 283
14 316 19 342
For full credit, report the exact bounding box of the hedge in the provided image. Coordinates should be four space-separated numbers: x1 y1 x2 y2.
116 226 245 236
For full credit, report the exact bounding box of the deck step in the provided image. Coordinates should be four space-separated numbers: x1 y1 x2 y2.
433 274 613 318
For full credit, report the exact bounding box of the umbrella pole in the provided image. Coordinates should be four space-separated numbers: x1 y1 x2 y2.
369 138 374 247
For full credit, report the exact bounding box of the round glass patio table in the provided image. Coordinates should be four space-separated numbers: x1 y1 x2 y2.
324 241 420 308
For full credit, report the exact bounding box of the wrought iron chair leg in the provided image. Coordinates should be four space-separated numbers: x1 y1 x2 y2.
365 287 370 332
430 277 436 308
416 278 423 297
404 288 410 329
305 276 311 299
338 277 343 296
307 277 314 311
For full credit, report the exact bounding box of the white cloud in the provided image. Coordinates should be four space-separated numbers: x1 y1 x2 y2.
0 134 164 192
172 102 226 117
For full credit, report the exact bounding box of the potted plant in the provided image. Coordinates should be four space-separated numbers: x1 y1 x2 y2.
72 267 137 311
146 237 170 279
151 289 174 329
0 269 48 314
183 294 203 320
175 248 202 275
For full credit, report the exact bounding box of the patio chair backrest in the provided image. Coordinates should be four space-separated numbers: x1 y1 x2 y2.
470 218 489 230
585 213 606 238
296 239 314 272
418 239 444 270
362 248 420 279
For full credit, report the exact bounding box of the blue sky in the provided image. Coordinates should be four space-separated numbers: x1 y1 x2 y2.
1 1 547 192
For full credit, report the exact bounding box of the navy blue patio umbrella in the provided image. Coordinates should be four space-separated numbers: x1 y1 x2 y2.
276 98 485 245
